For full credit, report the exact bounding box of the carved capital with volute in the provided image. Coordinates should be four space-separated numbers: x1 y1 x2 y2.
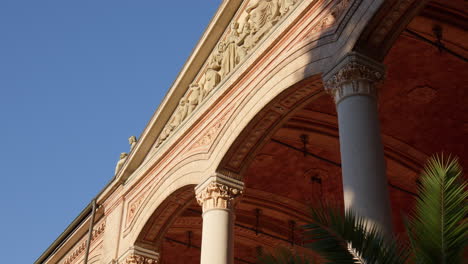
323 52 386 104
195 173 244 212
118 246 159 264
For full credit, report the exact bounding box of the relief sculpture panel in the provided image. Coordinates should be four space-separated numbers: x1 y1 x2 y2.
154 0 299 149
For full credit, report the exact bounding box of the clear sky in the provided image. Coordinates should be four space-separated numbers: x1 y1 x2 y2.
0 1 222 263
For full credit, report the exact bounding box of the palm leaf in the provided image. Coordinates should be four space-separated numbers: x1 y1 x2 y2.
406 154 467 264
303 206 408 264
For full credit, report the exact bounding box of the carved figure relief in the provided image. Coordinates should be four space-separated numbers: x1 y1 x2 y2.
245 0 280 44
154 0 301 149
115 152 128 175
222 23 241 77
306 0 352 36
279 0 296 15
186 83 203 115
129 136 137 151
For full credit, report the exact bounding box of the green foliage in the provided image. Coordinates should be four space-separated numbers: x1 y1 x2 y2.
303 207 408 264
256 154 467 264
406 155 467 264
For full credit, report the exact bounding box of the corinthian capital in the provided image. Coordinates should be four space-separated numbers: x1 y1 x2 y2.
323 52 385 104
118 246 159 264
195 174 244 212
125 255 158 264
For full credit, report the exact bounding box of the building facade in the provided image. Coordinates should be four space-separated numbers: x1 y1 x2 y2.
36 0 467 263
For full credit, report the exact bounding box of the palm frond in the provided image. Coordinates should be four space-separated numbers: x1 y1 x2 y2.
257 248 315 264
407 154 467 264
304 207 408 264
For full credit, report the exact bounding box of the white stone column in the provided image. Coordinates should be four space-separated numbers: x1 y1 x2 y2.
324 52 393 235
118 246 159 264
195 174 243 264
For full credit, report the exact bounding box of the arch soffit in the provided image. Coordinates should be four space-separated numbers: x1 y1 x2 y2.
133 185 196 251
123 174 198 248
215 90 429 180
354 0 430 61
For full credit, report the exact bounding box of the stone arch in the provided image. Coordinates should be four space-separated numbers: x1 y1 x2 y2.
216 76 325 178
125 168 205 248
354 0 429 60
134 185 196 251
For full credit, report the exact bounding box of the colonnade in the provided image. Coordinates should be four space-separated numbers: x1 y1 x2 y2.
125 52 393 264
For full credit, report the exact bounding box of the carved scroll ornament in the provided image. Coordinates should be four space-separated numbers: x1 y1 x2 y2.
324 54 385 104
123 255 158 264
154 0 299 149
118 246 160 264
196 181 243 212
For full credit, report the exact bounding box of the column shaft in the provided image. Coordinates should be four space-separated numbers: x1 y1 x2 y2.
196 175 243 264
325 53 393 235
200 209 234 264
337 88 392 234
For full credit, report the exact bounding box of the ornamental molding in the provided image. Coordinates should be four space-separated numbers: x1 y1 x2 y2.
220 78 320 174
189 106 233 152
123 255 158 264
129 186 194 248
370 0 414 46
125 190 148 228
305 0 353 37
118 246 159 264
154 0 301 150
62 220 106 264
195 174 244 212
323 52 385 104
355 0 427 60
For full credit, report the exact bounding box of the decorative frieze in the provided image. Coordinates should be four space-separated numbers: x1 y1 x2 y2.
126 190 147 228
118 246 159 264
195 174 244 212
124 255 158 264
370 0 414 46
190 107 233 151
62 220 106 264
154 0 301 149
323 52 385 104
306 0 352 36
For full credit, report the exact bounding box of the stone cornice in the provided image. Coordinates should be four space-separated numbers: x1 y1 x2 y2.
62 220 106 264
195 174 244 212
323 52 385 104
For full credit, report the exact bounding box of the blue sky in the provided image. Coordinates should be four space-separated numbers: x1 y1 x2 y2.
0 1 221 263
